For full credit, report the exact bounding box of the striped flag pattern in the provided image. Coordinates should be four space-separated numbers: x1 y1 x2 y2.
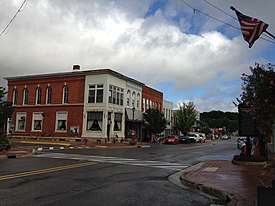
231 6 269 48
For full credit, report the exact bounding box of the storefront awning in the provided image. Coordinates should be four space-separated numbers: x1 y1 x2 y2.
125 108 143 122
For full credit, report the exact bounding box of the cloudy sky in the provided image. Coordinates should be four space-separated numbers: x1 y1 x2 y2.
1 0 274 112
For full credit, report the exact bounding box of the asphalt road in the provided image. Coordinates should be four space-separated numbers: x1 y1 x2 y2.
0 138 239 206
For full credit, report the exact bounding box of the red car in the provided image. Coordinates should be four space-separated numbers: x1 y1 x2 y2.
163 135 179 144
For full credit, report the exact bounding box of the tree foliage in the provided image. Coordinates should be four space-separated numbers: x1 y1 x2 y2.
0 87 12 137
175 102 198 135
200 111 238 133
240 63 275 137
143 108 167 135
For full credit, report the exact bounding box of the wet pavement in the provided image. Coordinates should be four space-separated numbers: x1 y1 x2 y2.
180 160 275 206
2 141 275 205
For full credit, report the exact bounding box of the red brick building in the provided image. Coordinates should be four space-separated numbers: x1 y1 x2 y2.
142 85 163 113
5 72 85 139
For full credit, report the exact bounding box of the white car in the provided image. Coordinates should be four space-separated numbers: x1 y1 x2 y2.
188 133 206 143
221 135 229 140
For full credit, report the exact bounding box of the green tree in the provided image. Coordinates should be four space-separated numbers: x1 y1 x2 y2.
175 102 198 135
200 111 238 133
240 63 275 137
143 108 167 138
240 63 275 159
0 87 12 150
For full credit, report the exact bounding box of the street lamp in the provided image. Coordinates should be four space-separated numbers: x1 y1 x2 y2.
132 107 135 122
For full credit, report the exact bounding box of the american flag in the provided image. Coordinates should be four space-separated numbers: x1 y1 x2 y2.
231 6 269 48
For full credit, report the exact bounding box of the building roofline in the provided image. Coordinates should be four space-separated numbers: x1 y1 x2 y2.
4 68 145 86
143 85 163 95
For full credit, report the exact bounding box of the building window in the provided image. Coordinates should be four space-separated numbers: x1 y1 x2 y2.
146 99 149 110
132 92 136 107
127 90 130 107
23 88 28 105
142 98 146 112
87 112 103 131
109 85 124 106
56 112 67 132
137 93 140 109
36 87 41 105
88 84 103 103
32 112 43 131
114 113 122 131
16 112 26 131
13 89 18 105
63 85 69 104
46 86 52 104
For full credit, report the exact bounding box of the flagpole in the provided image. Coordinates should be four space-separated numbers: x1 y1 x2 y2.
264 30 275 40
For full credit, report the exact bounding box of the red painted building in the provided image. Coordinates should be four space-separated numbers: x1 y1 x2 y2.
5 71 85 139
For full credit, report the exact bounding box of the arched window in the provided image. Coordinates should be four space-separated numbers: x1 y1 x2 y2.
13 89 18 105
23 88 28 105
126 90 130 107
136 93 140 109
63 85 68 104
36 87 41 105
46 86 52 104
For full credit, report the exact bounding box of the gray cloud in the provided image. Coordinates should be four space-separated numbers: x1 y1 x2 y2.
0 0 274 112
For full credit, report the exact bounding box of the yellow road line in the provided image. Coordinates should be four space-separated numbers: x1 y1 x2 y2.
0 162 97 181
20 141 72 147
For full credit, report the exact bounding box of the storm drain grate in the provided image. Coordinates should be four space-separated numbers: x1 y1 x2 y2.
210 198 228 205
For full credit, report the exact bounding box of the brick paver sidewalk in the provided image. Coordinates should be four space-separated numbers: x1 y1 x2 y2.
181 160 275 206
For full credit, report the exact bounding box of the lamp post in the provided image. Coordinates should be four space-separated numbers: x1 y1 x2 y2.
132 107 135 127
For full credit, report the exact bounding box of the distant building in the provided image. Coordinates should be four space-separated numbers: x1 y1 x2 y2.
163 100 173 137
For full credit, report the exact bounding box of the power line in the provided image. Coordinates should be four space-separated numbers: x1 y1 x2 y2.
200 0 275 42
178 0 275 45
0 0 28 38
201 0 237 20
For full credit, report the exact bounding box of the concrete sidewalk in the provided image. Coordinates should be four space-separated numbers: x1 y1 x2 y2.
180 160 275 206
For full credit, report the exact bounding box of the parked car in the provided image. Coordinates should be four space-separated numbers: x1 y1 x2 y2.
187 133 205 143
179 135 194 144
221 135 230 140
199 133 206 143
186 133 197 143
163 135 180 144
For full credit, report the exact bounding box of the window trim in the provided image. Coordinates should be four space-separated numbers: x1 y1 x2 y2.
46 86 52 104
63 85 69 104
23 88 28 105
13 89 18 105
36 87 42 105
88 84 104 104
55 112 68 132
32 112 43 131
16 112 26 131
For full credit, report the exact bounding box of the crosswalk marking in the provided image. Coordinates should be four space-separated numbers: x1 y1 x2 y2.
36 153 189 171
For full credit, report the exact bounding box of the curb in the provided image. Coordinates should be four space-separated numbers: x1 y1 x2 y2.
180 161 234 205
232 159 267 166
0 152 34 160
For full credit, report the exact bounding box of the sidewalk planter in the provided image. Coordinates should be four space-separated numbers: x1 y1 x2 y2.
0 138 11 152
129 138 137 145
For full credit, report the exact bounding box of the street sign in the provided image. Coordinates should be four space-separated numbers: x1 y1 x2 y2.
238 103 256 136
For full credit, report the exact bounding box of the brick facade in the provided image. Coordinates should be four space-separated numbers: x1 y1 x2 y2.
6 73 85 138
142 85 163 113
